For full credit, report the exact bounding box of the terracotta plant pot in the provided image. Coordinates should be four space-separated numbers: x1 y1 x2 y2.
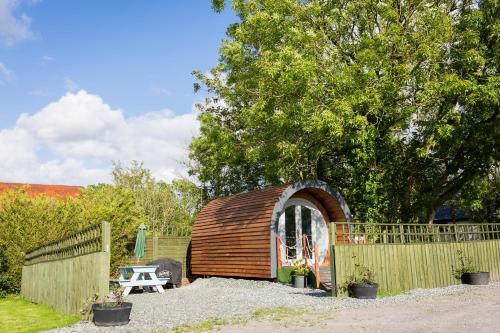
461 272 490 285
294 275 306 288
92 302 133 326
348 283 378 299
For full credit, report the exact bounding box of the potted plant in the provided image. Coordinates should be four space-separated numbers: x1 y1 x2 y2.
453 250 490 285
342 260 378 299
291 259 311 288
92 286 133 326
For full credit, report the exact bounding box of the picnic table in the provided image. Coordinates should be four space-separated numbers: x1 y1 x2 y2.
118 265 169 296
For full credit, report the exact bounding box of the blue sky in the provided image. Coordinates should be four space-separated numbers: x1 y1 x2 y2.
0 0 237 185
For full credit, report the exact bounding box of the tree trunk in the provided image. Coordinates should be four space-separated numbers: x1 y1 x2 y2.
426 206 438 225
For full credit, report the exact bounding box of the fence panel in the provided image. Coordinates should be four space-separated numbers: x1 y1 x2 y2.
330 223 500 295
141 234 191 278
21 221 111 314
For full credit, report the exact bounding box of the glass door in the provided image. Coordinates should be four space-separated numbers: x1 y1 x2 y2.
279 199 324 264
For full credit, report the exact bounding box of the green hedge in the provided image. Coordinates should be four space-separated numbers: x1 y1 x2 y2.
0 185 146 294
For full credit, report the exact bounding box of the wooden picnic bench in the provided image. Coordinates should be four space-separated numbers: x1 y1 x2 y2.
118 265 169 296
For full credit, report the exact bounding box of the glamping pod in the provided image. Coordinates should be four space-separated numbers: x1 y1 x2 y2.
191 180 352 281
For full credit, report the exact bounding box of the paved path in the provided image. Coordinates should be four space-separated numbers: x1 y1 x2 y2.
220 284 500 333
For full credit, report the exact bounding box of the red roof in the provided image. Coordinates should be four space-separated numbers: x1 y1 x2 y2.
0 182 82 198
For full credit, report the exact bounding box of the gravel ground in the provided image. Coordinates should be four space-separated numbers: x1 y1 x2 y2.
46 278 500 333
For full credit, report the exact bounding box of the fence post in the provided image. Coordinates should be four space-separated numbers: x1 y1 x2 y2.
153 232 159 260
330 223 337 297
101 221 111 253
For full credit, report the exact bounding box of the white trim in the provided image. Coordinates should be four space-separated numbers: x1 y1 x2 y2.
269 180 352 278
283 198 320 211
278 198 328 266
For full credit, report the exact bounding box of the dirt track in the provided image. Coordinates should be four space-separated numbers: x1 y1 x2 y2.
220 284 500 333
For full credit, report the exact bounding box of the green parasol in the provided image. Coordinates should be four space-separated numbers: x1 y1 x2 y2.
134 223 146 260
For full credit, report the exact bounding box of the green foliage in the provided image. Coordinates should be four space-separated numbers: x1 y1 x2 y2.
211 0 225 13
173 318 229 333
251 306 309 322
0 162 202 294
453 249 480 279
277 267 294 284
291 258 311 276
0 248 16 297
78 184 145 275
342 257 376 289
0 186 144 293
112 161 202 233
94 285 126 308
0 274 18 298
450 164 500 222
0 247 7 274
191 0 500 223
0 296 80 333
0 190 83 293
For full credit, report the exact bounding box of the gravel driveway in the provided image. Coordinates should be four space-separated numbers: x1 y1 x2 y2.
46 278 500 333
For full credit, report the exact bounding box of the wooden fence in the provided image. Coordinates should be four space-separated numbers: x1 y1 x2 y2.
330 223 500 296
21 221 111 314
140 233 191 278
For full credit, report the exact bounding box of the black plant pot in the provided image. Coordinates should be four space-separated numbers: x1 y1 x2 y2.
348 283 378 299
461 272 490 285
92 302 133 326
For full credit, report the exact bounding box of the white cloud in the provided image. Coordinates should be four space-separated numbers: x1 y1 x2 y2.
0 0 34 47
0 61 15 83
41 55 53 66
0 90 199 185
64 78 79 92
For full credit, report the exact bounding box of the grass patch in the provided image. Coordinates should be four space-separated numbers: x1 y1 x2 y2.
171 307 310 332
172 318 229 333
0 296 80 333
252 306 309 322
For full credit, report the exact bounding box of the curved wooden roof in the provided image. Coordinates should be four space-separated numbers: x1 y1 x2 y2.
191 180 351 279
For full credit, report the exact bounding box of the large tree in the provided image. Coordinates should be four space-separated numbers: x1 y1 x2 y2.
190 0 499 223
112 161 202 232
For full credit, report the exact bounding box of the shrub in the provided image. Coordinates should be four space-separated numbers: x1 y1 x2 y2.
0 190 83 292
341 256 376 291
0 247 16 298
0 274 19 298
0 186 146 290
291 259 311 277
77 184 145 275
453 250 480 279
0 247 7 274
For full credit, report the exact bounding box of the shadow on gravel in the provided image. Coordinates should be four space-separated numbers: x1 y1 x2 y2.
290 290 332 298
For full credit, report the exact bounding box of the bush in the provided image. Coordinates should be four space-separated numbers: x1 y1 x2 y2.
453 250 480 279
0 247 7 274
0 247 18 297
78 184 145 275
0 274 19 298
0 186 146 289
